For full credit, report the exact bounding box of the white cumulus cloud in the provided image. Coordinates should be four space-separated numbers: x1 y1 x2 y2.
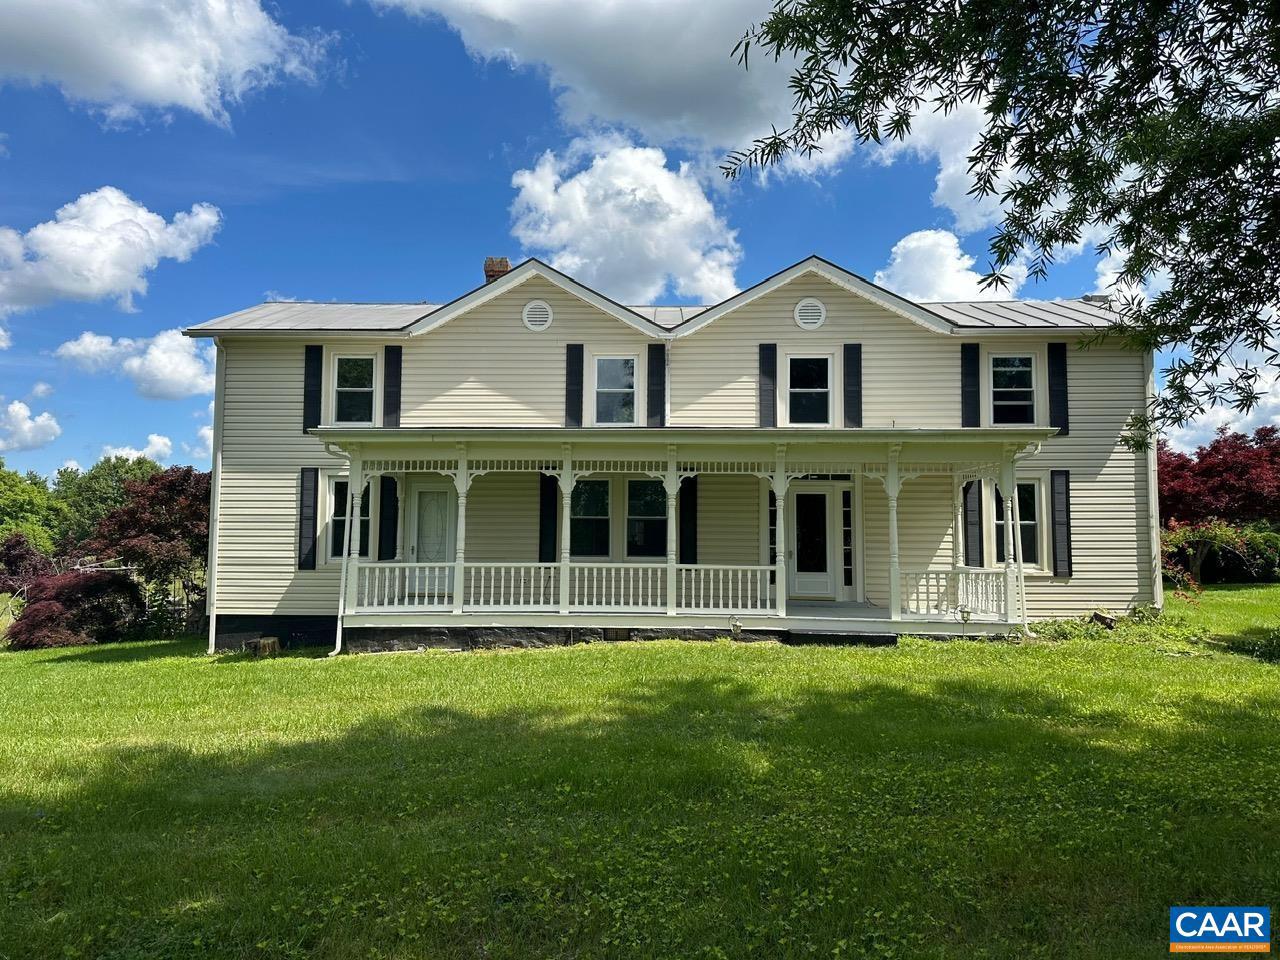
28 381 53 399
61 459 82 472
874 229 1026 302
0 0 331 125
56 328 215 399
369 0 787 149
102 433 172 462
0 186 221 317
0 398 61 452
511 136 741 303
0 325 9 349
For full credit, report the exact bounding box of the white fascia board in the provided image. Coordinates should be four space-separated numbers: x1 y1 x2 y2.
404 259 670 339
670 256 956 337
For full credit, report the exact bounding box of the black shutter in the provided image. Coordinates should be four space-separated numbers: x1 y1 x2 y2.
678 476 698 564
843 343 863 427
538 473 558 562
962 480 983 566
565 344 584 427
1048 342 1069 435
759 344 777 427
961 342 980 427
1050 469 1073 577
382 345 402 428
303 345 323 433
647 342 666 427
298 467 319 570
377 475 399 561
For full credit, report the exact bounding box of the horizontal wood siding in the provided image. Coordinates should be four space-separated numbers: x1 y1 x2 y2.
401 276 652 426
669 277 960 427
862 475 956 607
1020 341 1154 615
696 475 762 565
217 338 345 615
464 472 540 562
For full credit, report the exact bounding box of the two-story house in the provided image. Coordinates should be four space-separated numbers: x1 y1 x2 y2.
184 255 1162 653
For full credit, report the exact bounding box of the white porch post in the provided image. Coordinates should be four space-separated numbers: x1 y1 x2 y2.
558 444 573 613
1009 456 1029 627
1000 451 1017 624
772 445 788 617
452 444 469 614
332 447 363 656
952 472 964 569
887 444 902 621
664 445 678 615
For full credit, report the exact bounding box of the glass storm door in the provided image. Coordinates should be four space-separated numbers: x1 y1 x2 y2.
408 485 456 597
788 490 835 598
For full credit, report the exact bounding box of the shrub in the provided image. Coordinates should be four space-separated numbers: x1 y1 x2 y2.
6 570 145 650
0 532 56 595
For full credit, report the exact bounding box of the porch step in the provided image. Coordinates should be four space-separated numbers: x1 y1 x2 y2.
782 630 897 648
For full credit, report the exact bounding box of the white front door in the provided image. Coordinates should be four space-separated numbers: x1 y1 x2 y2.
408 483 455 565
788 486 836 599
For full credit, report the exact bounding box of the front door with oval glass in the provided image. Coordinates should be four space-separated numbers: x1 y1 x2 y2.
788 487 836 599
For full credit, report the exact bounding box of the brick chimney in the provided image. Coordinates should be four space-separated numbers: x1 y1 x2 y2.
483 256 511 283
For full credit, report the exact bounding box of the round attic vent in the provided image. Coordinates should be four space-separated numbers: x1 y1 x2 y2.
793 297 827 330
522 299 553 331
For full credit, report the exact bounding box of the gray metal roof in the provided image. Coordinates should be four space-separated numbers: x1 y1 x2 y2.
186 294 1114 336
923 298 1115 329
626 305 710 329
186 301 439 334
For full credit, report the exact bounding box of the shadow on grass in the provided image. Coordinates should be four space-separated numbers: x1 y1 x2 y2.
18 637 207 665
2 669 1278 959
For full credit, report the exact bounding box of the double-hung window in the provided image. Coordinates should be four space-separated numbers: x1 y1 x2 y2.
993 482 1040 565
595 357 636 425
991 355 1035 424
570 479 610 557
330 479 370 559
626 479 667 557
334 356 376 424
787 356 830 425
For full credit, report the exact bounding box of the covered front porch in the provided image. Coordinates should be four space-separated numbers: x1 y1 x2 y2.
314 427 1054 649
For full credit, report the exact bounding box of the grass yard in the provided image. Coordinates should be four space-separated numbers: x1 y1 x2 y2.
1 588 1277 959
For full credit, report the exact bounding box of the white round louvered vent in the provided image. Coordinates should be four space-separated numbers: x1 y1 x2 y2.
522 299 553 331
793 297 827 330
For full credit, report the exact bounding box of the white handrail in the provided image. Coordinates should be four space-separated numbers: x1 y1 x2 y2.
900 568 1006 619
356 562 453 610
568 563 667 611
464 563 559 610
676 564 775 613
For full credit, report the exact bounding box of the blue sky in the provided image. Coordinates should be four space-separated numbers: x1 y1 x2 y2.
0 0 1120 476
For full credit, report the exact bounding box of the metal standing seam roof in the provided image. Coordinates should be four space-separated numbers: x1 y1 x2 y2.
922 299 1115 329
185 296 1114 335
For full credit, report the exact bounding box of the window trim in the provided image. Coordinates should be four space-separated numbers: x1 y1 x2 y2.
625 478 668 559
325 473 373 562
781 351 835 427
987 475 1049 573
589 353 641 427
985 349 1043 427
569 477 611 559
330 352 379 426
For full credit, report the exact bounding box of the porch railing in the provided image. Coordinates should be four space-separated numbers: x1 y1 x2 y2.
357 562 452 610
464 563 559 610
900 568 1007 620
676 564 775 613
568 563 667 611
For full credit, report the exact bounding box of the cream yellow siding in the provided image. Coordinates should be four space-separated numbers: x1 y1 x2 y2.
216 337 344 615
400 276 653 426
464 472 540 561
862 475 957 607
669 276 961 428
696 475 762 564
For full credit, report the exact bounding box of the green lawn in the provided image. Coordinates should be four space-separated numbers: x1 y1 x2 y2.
1 588 1278 959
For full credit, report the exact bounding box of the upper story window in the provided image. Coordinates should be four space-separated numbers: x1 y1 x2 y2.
991 355 1035 424
626 479 667 557
787 356 831 425
994 481 1040 565
595 357 636 425
329 478 370 559
334 356 376 424
570 479 610 557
